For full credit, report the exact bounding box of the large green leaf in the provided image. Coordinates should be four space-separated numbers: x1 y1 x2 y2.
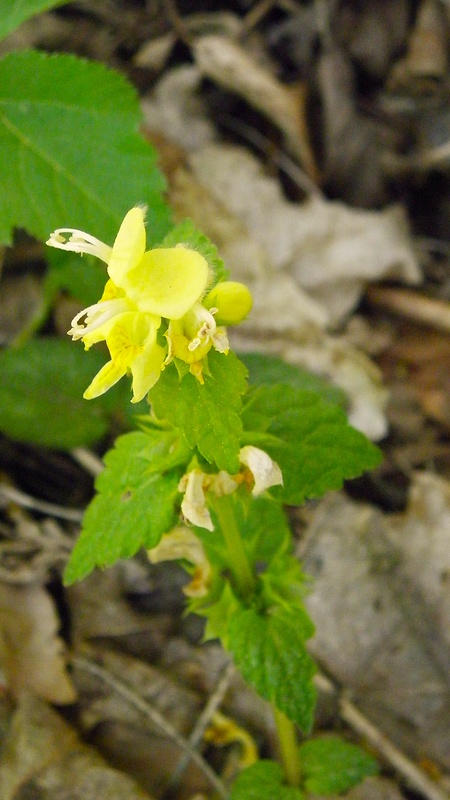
0 338 120 448
241 352 346 407
242 385 382 505
0 0 68 41
64 431 181 584
0 50 171 245
149 351 248 473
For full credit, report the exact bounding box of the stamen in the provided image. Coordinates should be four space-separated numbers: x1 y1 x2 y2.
188 337 202 352
68 298 128 340
46 228 112 263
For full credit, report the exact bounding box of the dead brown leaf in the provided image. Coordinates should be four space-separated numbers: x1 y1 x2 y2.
0 582 76 704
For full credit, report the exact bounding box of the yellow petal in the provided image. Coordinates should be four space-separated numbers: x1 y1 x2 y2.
106 311 161 366
123 247 209 319
131 341 166 403
83 360 126 399
107 207 147 286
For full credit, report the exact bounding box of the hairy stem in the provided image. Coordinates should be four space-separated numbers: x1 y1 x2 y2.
274 708 302 788
210 493 256 600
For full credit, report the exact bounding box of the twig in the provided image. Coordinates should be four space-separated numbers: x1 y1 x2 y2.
72 655 228 800
218 113 323 198
366 285 450 334
164 0 193 46
0 484 84 522
315 673 450 800
71 447 104 478
165 660 236 796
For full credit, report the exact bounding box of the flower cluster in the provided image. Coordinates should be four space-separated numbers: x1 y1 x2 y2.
47 208 252 402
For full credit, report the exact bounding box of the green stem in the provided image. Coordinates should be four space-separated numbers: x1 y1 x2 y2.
210 493 256 600
274 707 302 788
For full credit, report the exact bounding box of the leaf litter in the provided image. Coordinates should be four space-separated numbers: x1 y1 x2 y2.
1 2 450 799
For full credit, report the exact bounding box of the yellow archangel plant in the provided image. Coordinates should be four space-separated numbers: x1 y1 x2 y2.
47 207 252 402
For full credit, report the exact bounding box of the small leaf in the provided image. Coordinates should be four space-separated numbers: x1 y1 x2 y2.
0 0 68 41
241 352 346 407
228 605 316 732
230 761 305 800
0 51 171 245
149 350 248 473
298 736 378 794
158 219 229 285
243 385 382 505
0 338 119 449
64 431 181 584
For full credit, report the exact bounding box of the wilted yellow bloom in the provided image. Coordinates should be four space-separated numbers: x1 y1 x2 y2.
178 447 283 531
147 526 211 597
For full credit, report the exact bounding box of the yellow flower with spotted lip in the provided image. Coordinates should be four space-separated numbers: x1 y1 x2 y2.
47 207 210 402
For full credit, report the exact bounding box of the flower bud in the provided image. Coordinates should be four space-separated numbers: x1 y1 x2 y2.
204 281 253 325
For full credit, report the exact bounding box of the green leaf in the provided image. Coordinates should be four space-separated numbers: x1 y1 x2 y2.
228 605 316 732
0 338 120 448
241 497 291 563
243 385 382 505
230 761 305 800
298 736 378 794
0 0 68 41
241 352 346 408
158 219 229 285
149 350 248 473
64 431 181 584
0 50 171 245
46 248 107 307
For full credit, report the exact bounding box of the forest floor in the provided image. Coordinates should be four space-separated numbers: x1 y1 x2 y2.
0 2 449 799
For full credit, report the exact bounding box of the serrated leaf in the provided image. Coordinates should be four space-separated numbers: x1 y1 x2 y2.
149 350 248 473
298 736 378 794
158 219 229 285
0 50 171 245
0 338 120 448
230 761 305 800
228 605 316 732
0 0 67 41
243 385 382 505
241 352 346 408
64 431 181 584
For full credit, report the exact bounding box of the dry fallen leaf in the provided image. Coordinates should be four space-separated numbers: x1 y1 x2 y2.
0 693 155 800
300 479 450 769
0 581 76 704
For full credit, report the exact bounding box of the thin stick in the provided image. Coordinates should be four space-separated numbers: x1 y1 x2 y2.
367 285 450 334
0 484 84 522
166 660 236 794
71 447 104 477
72 656 228 799
315 673 450 800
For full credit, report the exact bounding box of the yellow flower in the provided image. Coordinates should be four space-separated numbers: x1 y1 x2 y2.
47 207 210 401
166 303 229 383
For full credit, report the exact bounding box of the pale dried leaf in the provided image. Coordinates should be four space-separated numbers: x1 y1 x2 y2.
193 35 317 178
188 144 421 327
300 487 450 768
0 693 154 800
0 582 76 704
